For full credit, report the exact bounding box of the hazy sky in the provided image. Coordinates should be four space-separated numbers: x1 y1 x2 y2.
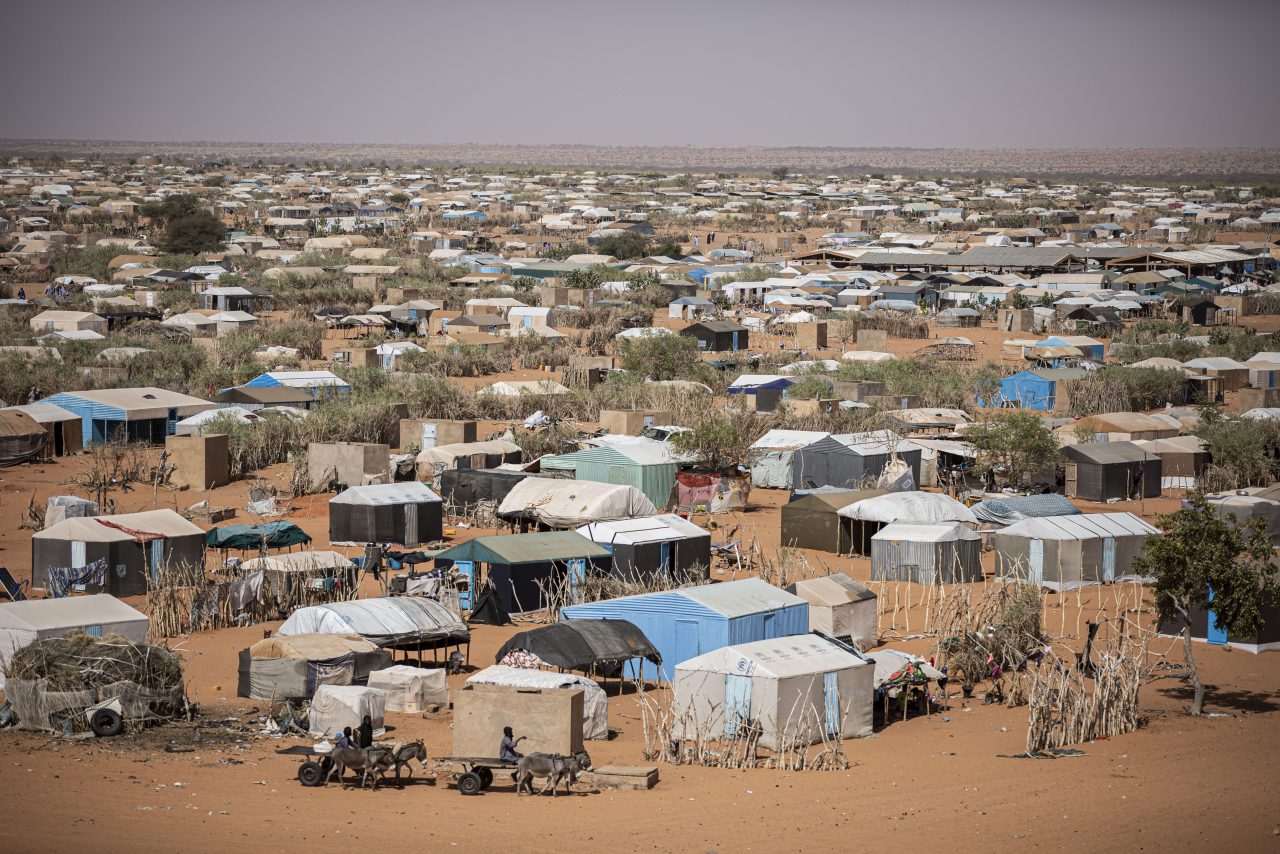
4 0 1277 149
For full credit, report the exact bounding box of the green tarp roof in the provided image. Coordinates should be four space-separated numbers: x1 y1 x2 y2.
205 522 312 551
432 531 610 565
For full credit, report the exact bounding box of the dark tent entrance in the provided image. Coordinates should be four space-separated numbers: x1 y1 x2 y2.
780 490 885 555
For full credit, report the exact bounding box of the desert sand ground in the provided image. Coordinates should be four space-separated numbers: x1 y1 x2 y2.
1 325 1278 854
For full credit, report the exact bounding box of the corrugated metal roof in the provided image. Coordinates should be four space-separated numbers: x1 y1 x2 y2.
678 578 806 618
1000 512 1158 541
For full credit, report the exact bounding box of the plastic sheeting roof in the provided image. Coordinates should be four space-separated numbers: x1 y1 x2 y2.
433 531 611 565
971 493 1080 525
872 521 980 544
750 429 830 451
497 477 657 528
678 578 806 619
278 597 469 647
0 594 145 633
331 482 440 505
677 633 866 679
999 512 1158 541
34 509 203 543
494 619 661 670
838 491 977 524
239 550 354 573
576 514 708 546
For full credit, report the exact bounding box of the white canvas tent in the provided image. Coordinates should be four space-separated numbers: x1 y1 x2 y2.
466 664 609 739
671 634 873 751
0 595 148 687
870 522 983 584
749 429 829 489
838 491 978 524
993 512 1159 590
366 665 449 712
497 477 657 528
307 684 387 738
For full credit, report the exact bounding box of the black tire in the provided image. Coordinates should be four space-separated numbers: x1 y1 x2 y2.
298 760 325 787
89 708 123 738
457 771 483 796
477 767 493 789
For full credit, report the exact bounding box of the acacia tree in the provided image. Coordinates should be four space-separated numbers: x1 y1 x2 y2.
965 411 1060 489
1132 493 1279 715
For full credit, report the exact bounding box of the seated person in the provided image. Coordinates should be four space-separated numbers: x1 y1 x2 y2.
499 726 524 764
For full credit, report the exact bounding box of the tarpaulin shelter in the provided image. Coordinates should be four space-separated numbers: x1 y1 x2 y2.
494 619 661 677
0 409 48 466
2 403 82 458
415 439 522 485
367 664 449 711
540 443 678 509
438 468 532 507
780 489 884 554
671 469 751 514
792 431 922 491
672 634 873 751
43 496 98 528
0 595 147 685
432 531 612 615
562 579 808 681
329 482 443 547
748 429 830 489
836 491 976 558
866 649 945 690
497 477 657 530
235 550 358 617
278 596 470 652
972 493 1080 527
466 664 610 739
993 512 1159 590
307 684 386 738
870 522 982 584
205 521 311 553
575 515 711 583
1062 442 1162 501
785 574 877 649
237 633 392 700
32 510 205 597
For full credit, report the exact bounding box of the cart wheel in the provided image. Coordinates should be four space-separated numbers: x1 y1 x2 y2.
89 708 124 738
457 771 483 796
477 767 493 789
298 760 325 787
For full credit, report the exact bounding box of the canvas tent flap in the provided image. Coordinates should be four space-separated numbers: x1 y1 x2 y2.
0 410 47 467
248 633 377 660
467 664 609 739
494 619 661 670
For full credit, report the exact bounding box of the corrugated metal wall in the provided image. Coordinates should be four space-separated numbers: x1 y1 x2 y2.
564 592 726 681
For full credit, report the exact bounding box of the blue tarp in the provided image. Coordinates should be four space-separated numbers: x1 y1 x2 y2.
972 494 1081 526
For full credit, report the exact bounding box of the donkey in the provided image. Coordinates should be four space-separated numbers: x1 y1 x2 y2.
326 746 395 789
389 740 428 787
515 750 592 797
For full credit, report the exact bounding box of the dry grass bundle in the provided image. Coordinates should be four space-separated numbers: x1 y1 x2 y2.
5 631 184 695
932 583 1044 693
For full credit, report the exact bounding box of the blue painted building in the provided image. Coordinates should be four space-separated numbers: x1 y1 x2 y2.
562 578 809 681
978 368 1088 411
39 387 215 445
237 371 351 400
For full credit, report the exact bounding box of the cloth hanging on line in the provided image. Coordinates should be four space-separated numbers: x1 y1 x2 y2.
47 558 109 598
